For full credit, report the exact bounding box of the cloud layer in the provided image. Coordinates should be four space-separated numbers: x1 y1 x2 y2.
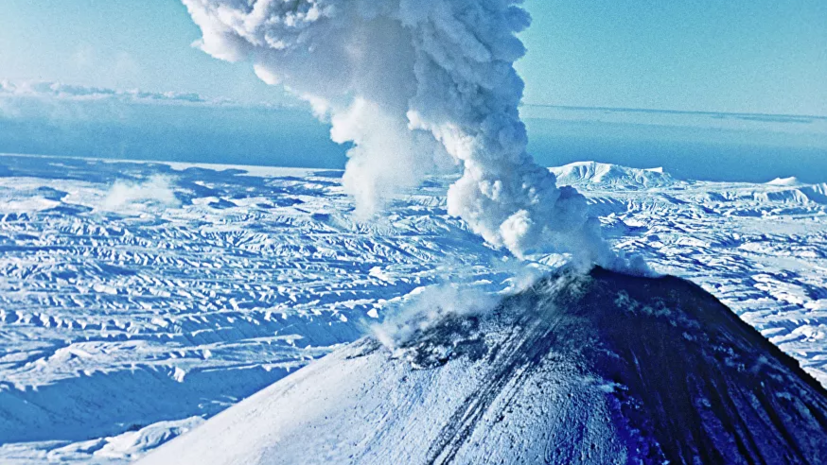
0 81 207 105
0 80 344 168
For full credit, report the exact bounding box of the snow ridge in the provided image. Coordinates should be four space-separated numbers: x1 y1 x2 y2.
550 161 675 189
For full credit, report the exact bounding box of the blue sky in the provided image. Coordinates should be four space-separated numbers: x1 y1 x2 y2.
0 1 283 105
1 1 825 181
520 0 827 116
1 0 824 115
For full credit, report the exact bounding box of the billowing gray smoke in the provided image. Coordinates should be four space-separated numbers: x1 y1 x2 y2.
183 0 640 270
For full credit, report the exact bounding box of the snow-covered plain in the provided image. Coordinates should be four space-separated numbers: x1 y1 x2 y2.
0 153 826 463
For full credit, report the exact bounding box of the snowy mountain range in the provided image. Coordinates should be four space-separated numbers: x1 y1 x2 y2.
0 153 825 463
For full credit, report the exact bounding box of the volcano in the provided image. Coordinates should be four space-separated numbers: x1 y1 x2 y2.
140 268 827 465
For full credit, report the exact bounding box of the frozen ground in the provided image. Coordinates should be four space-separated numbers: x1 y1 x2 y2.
0 153 825 463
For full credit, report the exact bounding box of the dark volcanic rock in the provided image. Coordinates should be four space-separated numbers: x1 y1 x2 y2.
530 268 827 465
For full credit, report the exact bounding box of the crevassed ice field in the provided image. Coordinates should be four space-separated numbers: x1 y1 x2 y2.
0 153 826 464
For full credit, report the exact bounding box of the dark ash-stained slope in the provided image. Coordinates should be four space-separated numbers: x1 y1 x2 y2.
543 268 827 464
141 268 827 465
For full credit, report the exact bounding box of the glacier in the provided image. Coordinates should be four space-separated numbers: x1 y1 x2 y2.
0 153 826 463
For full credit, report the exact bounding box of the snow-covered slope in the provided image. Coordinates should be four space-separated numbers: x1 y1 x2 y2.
140 268 827 465
0 153 826 463
550 161 675 189
768 177 803 186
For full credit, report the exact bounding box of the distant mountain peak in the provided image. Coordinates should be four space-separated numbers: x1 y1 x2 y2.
767 176 802 186
550 161 675 189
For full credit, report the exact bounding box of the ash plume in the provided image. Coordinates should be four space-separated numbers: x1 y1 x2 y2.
183 0 642 271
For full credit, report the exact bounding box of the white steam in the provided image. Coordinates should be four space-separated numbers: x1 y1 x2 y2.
101 175 180 210
372 284 496 349
183 0 641 270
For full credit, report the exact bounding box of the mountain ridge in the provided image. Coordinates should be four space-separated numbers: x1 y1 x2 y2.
550 162 676 189
140 267 827 465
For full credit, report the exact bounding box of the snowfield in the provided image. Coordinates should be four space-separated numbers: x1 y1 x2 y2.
0 153 826 463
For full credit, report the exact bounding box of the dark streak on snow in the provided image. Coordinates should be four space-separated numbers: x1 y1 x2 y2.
402 267 827 465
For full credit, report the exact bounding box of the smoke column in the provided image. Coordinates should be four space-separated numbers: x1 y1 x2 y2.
183 0 640 270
